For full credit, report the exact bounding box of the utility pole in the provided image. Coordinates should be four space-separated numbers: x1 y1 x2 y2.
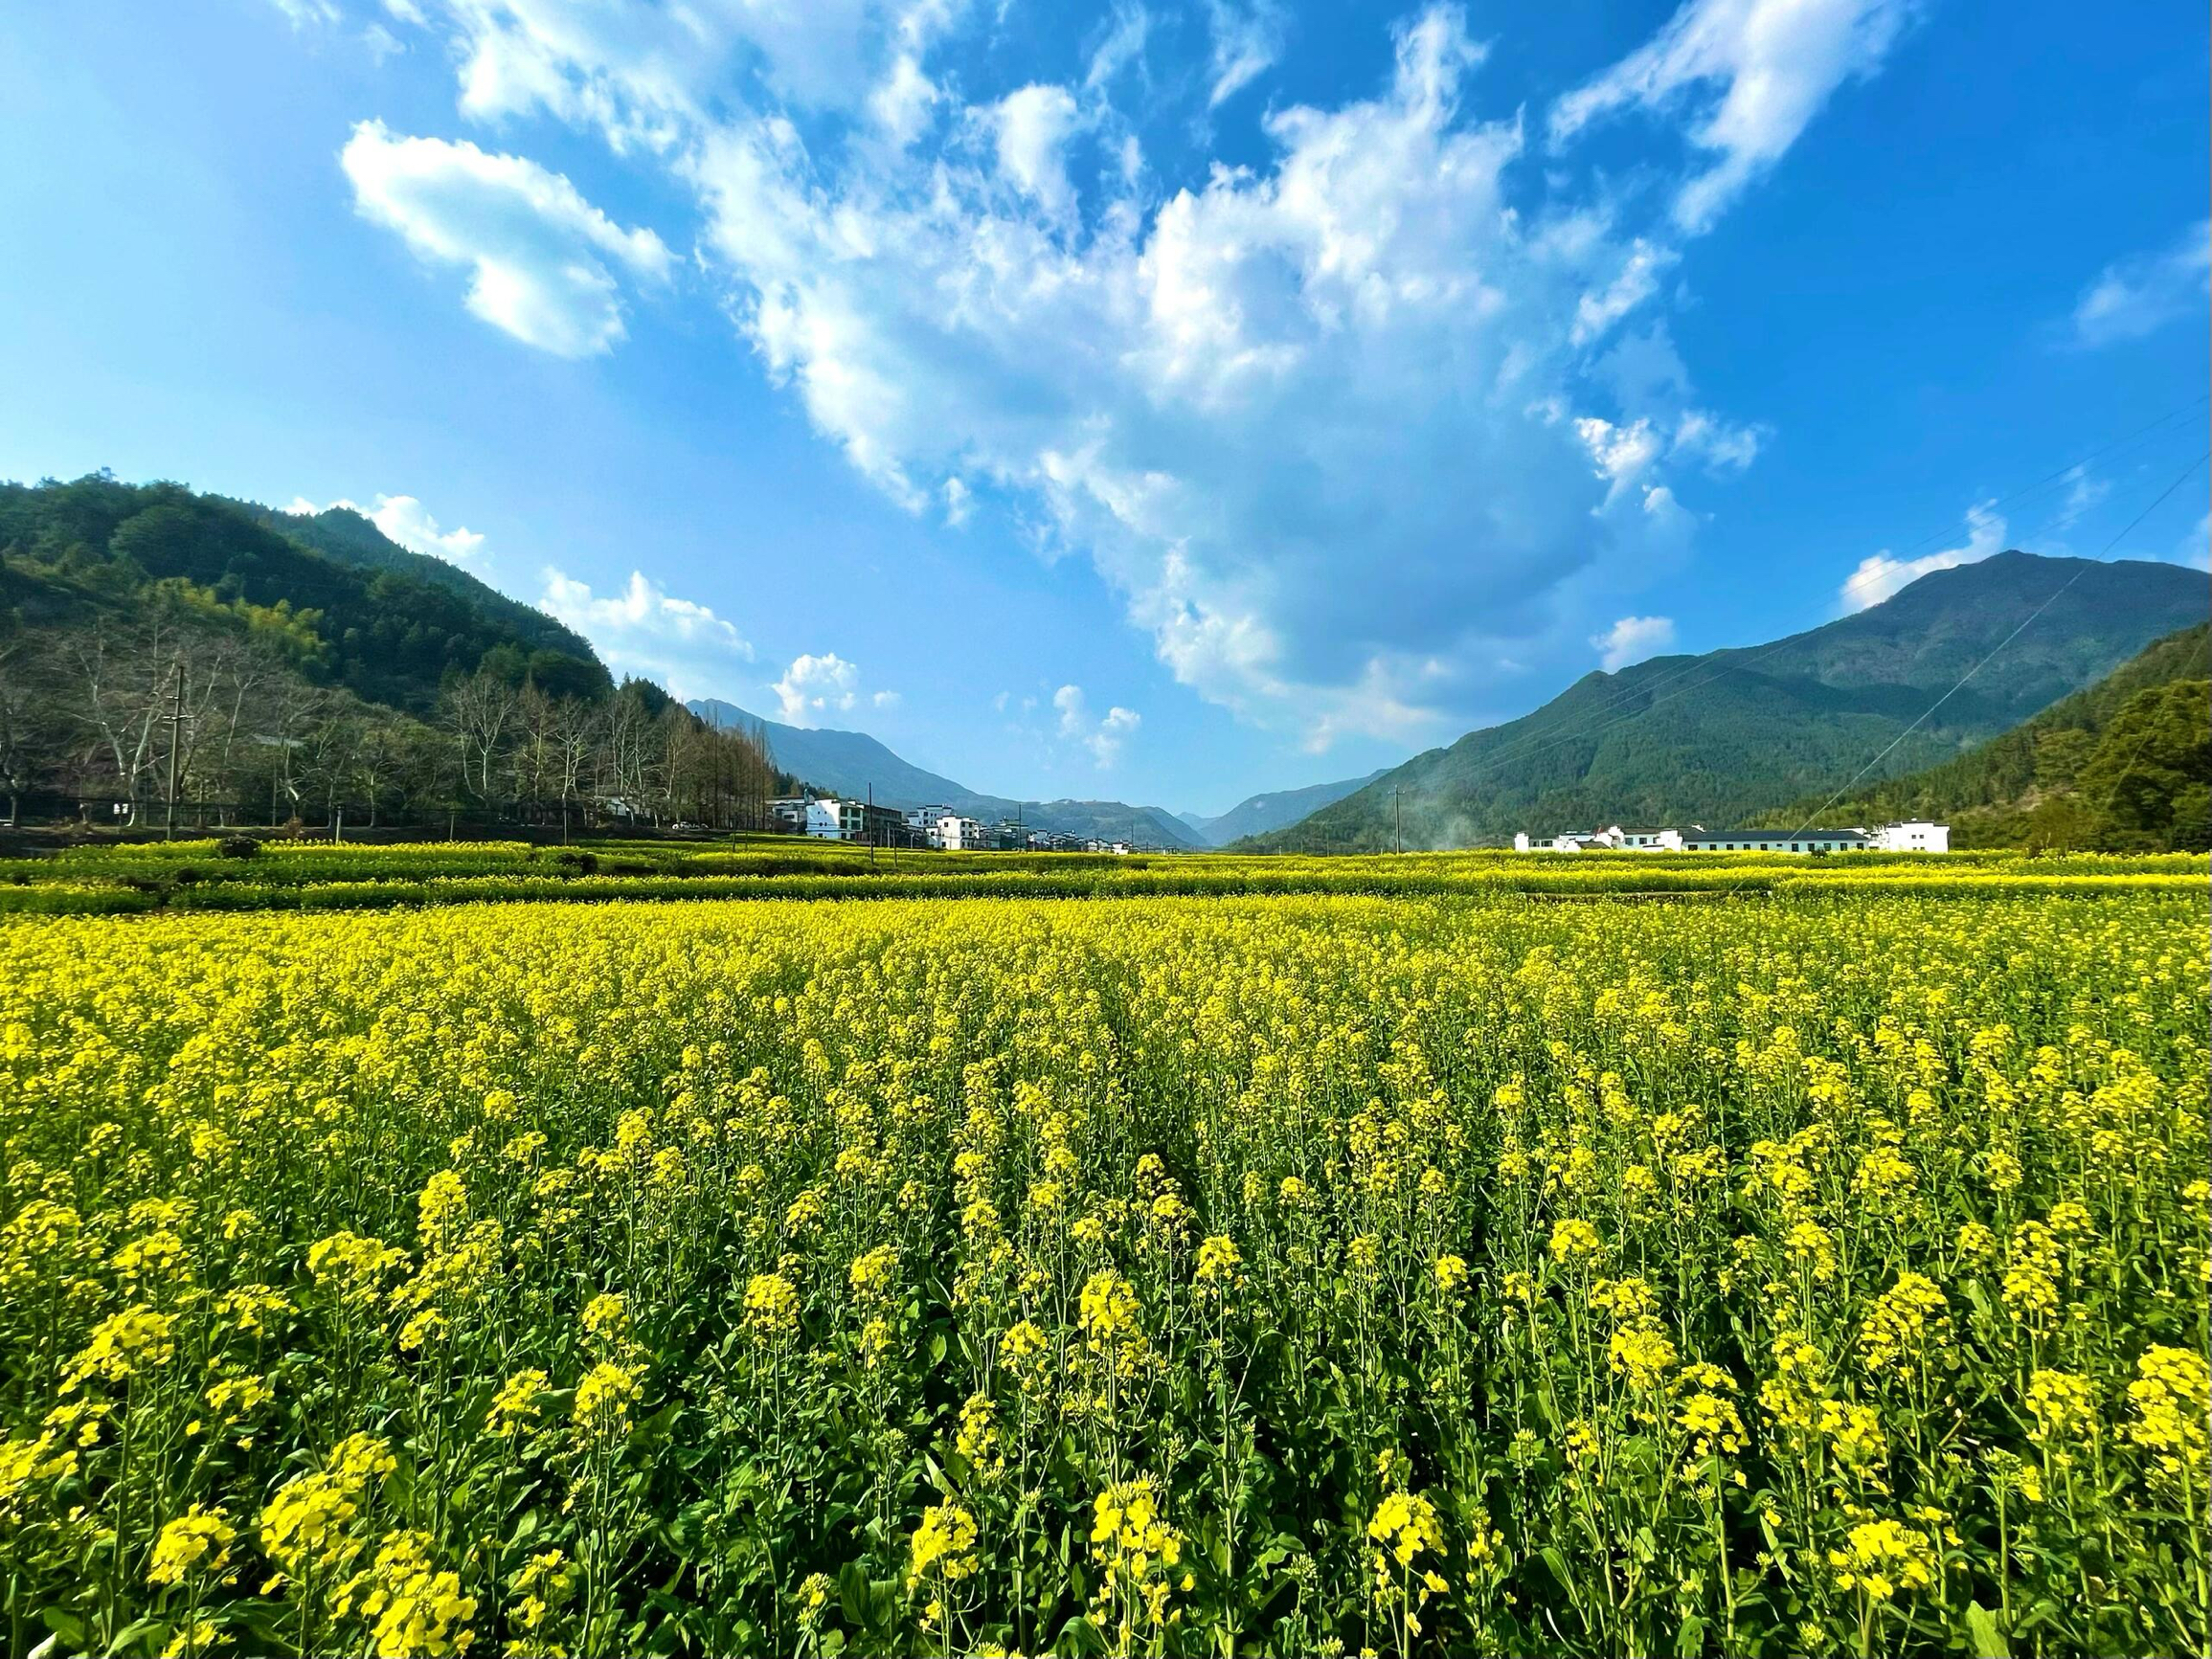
164 661 184 841
868 782 876 870
1393 787 1402 855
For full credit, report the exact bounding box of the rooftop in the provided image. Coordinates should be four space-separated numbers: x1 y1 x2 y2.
1681 828 1867 843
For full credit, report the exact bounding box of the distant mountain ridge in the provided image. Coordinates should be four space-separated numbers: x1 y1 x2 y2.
1243 551 2210 852
1180 769 1390 845
688 697 1207 848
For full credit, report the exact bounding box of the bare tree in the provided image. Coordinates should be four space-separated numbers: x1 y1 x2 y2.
257 676 327 825
66 618 180 819
552 697 598 841
442 672 515 808
512 683 558 821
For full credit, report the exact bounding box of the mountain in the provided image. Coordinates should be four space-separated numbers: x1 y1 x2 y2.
0 474 610 711
1180 769 1390 846
0 473 792 831
1243 551 2210 852
691 697 972 807
239 501 600 679
1755 621 2209 850
689 696 1208 848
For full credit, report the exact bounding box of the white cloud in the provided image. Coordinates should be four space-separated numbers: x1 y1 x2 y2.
942 476 973 526
540 568 753 696
1053 684 1140 767
2178 513 2211 573
1574 415 1663 498
286 491 487 566
869 53 940 147
2069 220 2211 348
369 0 1893 748
985 84 1083 220
1671 408 1762 471
683 8 1723 745
1206 0 1286 108
2050 464 2110 533
1591 614 1676 671
772 652 869 725
341 121 671 357
1839 499 2005 613
1085 5 1151 91
1571 239 1675 345
417 0 982 149
1551 0 1912 233
267 0 341 28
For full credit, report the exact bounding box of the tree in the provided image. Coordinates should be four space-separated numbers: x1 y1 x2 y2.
551 696 598 841
442 671 514 807
0 639 57 823
2076 681 2211 851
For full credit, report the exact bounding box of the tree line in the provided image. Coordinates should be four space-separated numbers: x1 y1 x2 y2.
0 599 788 835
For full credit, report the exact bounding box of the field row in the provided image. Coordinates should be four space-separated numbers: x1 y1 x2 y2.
0 891 2204 1655
0 837 2201 913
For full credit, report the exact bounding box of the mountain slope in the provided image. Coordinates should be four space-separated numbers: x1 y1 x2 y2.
1245 551 2210 852
1182 769 1389 845
241 502 600 673
0 474 611 711
1756 621 2209 849
689 697 1208 847
692 697 972 807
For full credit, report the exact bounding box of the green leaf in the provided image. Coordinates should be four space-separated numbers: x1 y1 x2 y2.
37 1608 86 1651
1675 1610 1707 1656
1966 1602 2011 1658
838 1559 870 1626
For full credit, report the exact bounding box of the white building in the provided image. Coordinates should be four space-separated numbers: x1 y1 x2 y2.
804 799 845 840
1869 819 1950 852
1677 828 1871 853
1516 824 1695 852
933 815 989 850
1515 819 1948 854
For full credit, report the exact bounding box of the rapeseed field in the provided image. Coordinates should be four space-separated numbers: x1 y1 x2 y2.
0 890 2203 1656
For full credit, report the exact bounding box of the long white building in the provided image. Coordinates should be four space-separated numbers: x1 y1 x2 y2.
1513 819 1948 854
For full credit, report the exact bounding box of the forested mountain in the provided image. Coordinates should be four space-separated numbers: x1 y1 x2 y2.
1 475 607 712
0 474 779 828
1244 551 2209 851
690 696 1207 847
1755 621 2209 850
237 500 602 687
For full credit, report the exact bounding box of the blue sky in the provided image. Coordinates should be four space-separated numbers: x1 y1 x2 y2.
2 0 2204 815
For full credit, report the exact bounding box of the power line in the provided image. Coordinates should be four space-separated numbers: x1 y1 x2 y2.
1839 393 2207 593
1770 448 2210 845
1380 399 2212 836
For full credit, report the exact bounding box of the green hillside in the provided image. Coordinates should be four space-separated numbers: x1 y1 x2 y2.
1245 551 2208 852
0 474 783 831
237 500 603 688
1756 621 2209 850
1 474 609 712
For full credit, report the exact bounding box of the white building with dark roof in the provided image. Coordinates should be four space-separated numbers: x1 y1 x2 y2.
1514 819 1948 854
